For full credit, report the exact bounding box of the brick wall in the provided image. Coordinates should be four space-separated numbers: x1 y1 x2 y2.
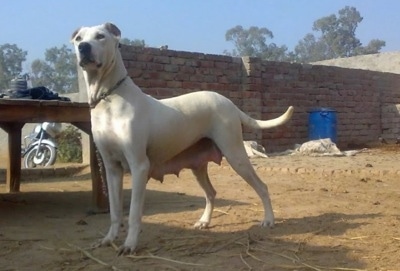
120 45 400 152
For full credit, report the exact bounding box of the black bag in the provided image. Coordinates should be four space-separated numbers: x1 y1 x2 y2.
5 86 71 101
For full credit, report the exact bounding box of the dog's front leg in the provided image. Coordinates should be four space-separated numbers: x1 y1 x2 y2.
97 162 124 247
118 158 150 255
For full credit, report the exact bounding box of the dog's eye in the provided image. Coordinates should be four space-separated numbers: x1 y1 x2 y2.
96 33 105 40
75 36 82 42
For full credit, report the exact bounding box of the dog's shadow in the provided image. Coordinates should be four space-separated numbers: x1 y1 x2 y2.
122 188 245 217
272 212 381 237
0 190 373 270
132 211 373 270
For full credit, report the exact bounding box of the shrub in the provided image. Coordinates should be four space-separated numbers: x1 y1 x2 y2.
56 125 82 163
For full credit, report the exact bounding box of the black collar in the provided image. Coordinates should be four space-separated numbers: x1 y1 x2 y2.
90 75 128 109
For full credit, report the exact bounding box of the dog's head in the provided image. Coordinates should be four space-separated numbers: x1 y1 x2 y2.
70 22 121 71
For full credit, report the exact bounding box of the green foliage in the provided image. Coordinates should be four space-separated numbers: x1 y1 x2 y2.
120 38 146 47
225 6 386 63
56 125 82 163
0 44 27 90
354 39 386 55
30 45 78 93
224 25 288 61
293 33 330 62
293 6 386 62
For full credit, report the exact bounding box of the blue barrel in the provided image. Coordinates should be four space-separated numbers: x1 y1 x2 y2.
308 108 337 143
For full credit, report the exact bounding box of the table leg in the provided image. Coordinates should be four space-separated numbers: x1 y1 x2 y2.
89 135 109 212
71 122 109 212
1 123 24 192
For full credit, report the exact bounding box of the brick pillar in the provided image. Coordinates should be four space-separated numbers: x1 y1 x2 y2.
241 56 263 142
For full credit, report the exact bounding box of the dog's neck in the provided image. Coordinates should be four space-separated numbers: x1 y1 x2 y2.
83 48 128 108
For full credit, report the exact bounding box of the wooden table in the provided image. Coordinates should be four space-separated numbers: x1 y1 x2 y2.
0 99 108 211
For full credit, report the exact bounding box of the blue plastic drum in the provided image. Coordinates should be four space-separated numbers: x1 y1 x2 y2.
308 108 337 143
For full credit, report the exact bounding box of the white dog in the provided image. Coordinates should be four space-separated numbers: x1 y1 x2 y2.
71 23 294 255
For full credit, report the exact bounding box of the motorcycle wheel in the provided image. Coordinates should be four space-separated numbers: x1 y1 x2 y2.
24 144 57 168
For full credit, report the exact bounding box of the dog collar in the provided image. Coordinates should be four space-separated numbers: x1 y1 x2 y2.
90 74 128 109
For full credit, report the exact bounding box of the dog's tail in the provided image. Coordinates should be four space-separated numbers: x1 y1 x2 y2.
239 106 294 129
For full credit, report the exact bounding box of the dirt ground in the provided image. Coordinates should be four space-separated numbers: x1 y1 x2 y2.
1 145 400 271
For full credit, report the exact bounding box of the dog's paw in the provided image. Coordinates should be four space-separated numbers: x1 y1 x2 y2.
91 237 112 249
260 219 275 228
117 245 137 256
194 221 210 229
90 240 102 249
91 236 116 249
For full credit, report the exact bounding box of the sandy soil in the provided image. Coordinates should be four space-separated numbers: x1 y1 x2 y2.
1 145 400 271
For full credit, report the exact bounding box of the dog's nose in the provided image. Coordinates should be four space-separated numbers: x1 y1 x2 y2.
78 42 91 55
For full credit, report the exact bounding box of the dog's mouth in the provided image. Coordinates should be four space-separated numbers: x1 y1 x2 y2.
79 56 102 69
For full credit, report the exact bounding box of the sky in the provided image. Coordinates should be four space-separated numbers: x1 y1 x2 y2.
1 0 400 70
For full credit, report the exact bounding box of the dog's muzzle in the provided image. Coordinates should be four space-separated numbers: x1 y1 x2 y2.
78 42 97 67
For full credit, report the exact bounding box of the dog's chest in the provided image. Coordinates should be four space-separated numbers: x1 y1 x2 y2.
91 110 131 149
92 125 130 171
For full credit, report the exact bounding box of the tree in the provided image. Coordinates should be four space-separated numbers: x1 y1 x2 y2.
293 6 385 62
292 34 330 63
120 38 146 47
0 44 27 90
224 25 287 61
354 39 386 55
30 45 78 93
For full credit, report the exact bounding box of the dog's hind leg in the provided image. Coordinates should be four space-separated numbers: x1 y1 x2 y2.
215 137 275 227
191 164 216 229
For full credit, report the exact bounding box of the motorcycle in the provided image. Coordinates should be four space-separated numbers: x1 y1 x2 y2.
21 122 61 168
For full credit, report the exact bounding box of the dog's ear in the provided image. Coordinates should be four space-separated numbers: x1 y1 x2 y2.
70 27 82 43
104 23 121 39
